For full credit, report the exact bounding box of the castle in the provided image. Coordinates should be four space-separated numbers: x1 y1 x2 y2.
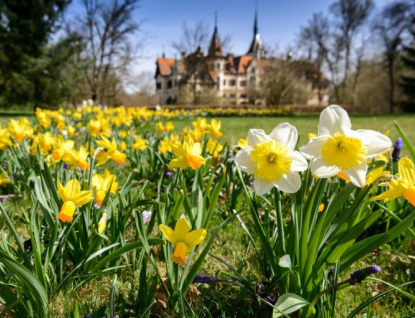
155 11 329 106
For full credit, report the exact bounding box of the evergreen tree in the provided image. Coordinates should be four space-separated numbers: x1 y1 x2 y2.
0 0 78 109
401 17 415 112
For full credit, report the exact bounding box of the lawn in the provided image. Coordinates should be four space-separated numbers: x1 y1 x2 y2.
173 114 415 148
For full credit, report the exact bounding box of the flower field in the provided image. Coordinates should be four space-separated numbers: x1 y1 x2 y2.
0 105 414 317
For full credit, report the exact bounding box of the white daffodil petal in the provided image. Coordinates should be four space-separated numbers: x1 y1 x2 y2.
234 148 256 174
318 105 351 136
355 130 392 158
290 151 308 171
344 159 367 187
299 135 329 159
274 172 301 193
269 123 298 150
248 129 270 147
311 157 340 178
253 178 275 196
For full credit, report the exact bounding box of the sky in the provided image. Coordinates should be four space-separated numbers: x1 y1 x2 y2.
67 0 392 90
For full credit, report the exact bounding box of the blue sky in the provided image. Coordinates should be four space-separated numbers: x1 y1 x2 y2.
67 0 391 81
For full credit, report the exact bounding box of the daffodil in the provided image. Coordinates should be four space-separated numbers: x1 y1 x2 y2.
62 146 90 170
57 179 93 222
132 136 147 150
0 172 10 187
169 137 205 170
192 117 207 132
159 134 180 154
207 119 222 138
52 136 75 162
98 212 107 234
95 137 127 165
300 105 392 187
372 157 415 206
182 127 205 142
156 121 174 132
234 123 308 195
207 138 223 158
159 217 207 265
91 169 118 207
237 137 248 149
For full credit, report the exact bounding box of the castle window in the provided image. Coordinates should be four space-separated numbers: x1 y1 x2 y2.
250 76 255 86
229 80 236 86
223 79 226 86
251 67 256 74
156 82 162 90
167 80 173 89
240 80 247 87
240 94 247 98
217 63 221 70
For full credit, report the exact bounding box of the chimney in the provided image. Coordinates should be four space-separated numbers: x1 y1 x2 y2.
181 51 186 60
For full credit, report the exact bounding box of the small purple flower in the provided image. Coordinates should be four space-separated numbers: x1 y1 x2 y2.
2 162 8 169
142 210 152 224
86 314 92 318
165 170 172 178
256 281 276 305
350 265 381 285
63 162 69 170
192 273 242 286
392 138 403 162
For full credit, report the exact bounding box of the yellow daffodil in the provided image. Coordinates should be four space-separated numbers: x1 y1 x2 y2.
98 212 108 234
62 146 90 170
92 169 118 207
57 179 93 222
318 203 325 213
159 134 180 154
156 121 174 132
372 157 415 207
36 109 51 128
159 217 207 265
237 137 248 149
192 117 207 132
132 136 147 150
207 119 222 138
8 119 26 142
95 137 127 165
182 127 205 142
207 138 223 158
169 137 205 170
0 172 10 187
52 136 75 162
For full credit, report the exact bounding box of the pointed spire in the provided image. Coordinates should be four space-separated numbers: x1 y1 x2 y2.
254 0 258 35
247 0 265 58
162 44 165 58
208 11 223 57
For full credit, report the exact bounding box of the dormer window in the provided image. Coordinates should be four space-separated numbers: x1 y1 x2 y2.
217 63 221 70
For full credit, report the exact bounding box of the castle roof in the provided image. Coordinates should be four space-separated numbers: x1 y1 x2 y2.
208 25 223 57
155 58 185 76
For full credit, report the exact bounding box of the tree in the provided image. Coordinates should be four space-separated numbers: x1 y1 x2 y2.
330 0 374 101
70 0 141 105
373 1 414 113
171 21 232 55
0 0 75 109
401 17 415 112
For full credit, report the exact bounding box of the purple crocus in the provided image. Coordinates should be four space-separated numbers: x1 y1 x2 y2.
142 210 152 224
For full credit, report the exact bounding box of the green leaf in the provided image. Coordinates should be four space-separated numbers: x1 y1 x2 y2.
273 293 310 318
395 121 415 160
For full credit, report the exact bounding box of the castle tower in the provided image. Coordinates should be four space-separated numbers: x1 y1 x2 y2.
247 3 265 59
208 12 223 57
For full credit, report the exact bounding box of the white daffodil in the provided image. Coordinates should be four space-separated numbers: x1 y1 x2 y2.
300 105 392 187
235 123 308 196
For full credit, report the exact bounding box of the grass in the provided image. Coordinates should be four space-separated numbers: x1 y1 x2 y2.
173 114 415 149
1 112 415 317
